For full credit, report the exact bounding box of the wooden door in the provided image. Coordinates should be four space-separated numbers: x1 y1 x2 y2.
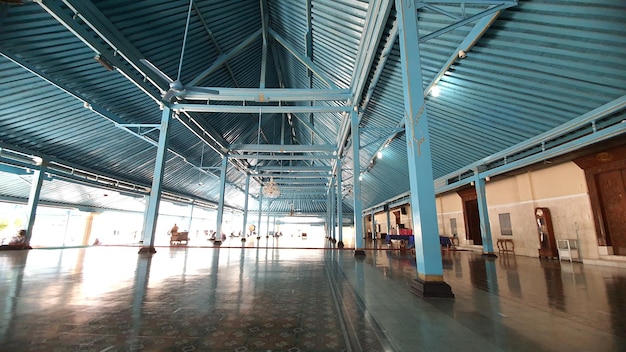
575 144 626 255
595 169 626 255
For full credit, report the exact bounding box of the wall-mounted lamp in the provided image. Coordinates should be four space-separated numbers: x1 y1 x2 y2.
94 54 114 71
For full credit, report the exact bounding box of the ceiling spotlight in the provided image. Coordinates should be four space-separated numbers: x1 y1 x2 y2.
431 86 441 97
377 151 383 159
458 50 467 59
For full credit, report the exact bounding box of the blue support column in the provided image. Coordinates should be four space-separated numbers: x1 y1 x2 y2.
396 0 453 297
139 107 173 254
186 202 195 234
326 188 331 238
351 110 365 256
214 155 228 245
475 172 497 257
242 174 250 238
330 181 336 242
257 187 263 239
336 158 344 248
23 161 47 248
265 207 270 237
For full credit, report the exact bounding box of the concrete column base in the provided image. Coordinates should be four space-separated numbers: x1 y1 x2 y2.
482 252 498 258
213 240 222 246
411 278 454 298
138 247 156 255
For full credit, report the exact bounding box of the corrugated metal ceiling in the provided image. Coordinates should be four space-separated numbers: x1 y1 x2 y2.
0 0 625 218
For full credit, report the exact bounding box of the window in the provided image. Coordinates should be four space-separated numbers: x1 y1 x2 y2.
499 213 513 236
450 218 457 236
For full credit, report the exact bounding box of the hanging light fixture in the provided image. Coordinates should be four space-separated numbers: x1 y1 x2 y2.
263 176 280 197
256 108 280 198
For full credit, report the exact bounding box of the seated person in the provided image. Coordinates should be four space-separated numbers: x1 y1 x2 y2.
170 223 179 236
8 230 26 247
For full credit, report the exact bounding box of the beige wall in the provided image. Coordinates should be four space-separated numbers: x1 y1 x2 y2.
435 162 598 259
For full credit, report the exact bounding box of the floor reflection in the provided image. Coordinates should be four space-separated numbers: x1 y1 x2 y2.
1 245 626 351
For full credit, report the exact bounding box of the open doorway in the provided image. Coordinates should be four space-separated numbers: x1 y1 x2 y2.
457 187 483 246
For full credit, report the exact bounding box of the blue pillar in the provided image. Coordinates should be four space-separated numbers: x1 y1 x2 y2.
140 106 173 254
330 179 336 241
326 187 331 238
214 155 228 244
336 158 344 248
24 161 47 247
186 202 195 234
242 174 250 236
257 186 263 238
396 0 453 297
351 110 365 256
475 172 497 256
265 205 270 237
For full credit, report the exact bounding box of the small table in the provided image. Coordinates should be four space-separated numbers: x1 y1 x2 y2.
497 239 514 254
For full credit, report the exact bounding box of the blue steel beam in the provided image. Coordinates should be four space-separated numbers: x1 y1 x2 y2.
416 0 516 4
288 113 334 146
172 104 351 114
38 0 163 100
59 0 168 94
362 8 508 173
396 0 451 293
419 3 518 43
335 0 394 175
180 87 350 102
229 144 336 153
229 154 336 161
192 1 239 87
268 28 338 89
188 29 263 86
435 95 626 193
260 0 270 89
255 166 331 172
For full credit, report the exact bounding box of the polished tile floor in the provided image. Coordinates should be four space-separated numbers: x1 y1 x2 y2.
1 235 625 351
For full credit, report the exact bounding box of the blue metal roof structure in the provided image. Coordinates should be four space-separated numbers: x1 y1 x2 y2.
0 0 625 219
